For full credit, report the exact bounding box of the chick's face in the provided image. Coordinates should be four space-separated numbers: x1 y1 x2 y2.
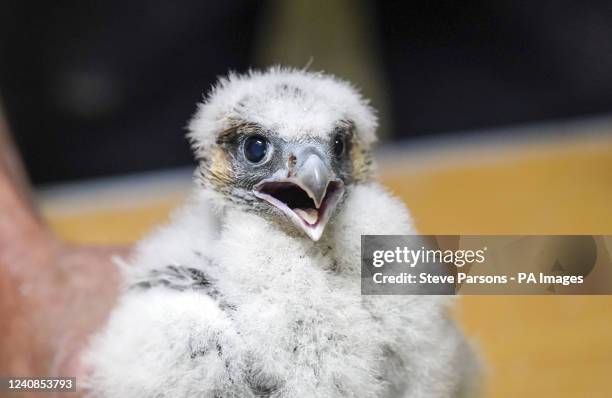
190 70 377 241
206 120 369 240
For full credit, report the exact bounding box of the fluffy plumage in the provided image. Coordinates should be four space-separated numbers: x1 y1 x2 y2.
84 68 478 397
188 68 378 154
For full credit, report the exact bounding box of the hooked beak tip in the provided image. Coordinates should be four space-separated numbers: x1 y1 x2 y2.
253 178 344 241
253 152 343 240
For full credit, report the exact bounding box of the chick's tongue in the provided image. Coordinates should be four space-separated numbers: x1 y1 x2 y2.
294 208 318 225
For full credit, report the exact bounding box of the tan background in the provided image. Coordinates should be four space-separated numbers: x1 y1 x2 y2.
41 121 612 398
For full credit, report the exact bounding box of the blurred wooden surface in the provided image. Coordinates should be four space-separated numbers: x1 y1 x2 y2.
42 130 612 398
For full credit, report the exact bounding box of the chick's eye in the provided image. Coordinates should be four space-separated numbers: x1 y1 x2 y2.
333 134 345 158
244 135 269 163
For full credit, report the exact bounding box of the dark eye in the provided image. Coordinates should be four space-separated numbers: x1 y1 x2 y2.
244 135 269 163
333 134 345 158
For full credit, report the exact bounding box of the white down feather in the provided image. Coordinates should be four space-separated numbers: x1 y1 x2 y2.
83 68 478 398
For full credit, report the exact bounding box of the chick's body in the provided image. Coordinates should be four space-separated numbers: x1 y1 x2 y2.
84 69 478 398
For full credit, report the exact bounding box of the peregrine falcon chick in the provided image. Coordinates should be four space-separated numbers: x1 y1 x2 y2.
84 68 479 398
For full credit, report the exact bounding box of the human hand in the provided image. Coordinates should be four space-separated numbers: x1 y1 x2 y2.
0 105 130 396
0 229 129 396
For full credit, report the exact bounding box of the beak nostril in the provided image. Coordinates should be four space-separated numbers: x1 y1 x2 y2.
288 154 297 168
287 154 297 177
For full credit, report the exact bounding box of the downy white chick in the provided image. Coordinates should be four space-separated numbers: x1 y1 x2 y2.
84 68 479 398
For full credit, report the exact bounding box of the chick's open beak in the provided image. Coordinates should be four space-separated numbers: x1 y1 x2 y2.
253 153 344 241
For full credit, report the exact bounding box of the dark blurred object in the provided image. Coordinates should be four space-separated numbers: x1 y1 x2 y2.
2 1 612 184
376 0 612 137
0 1 260 184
